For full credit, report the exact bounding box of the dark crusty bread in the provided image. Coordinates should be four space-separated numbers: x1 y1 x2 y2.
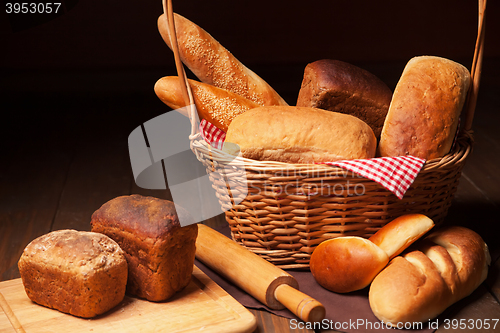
296 59 392 139
91 195 198 302
369 226 490 326
378 56 471 159
223 106 377 164
18 229 128 318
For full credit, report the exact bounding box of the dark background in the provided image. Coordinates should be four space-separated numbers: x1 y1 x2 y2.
2 0 499 101
1 2 500 329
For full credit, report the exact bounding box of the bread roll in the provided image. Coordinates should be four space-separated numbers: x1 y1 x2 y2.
158 13 288 107
296 59 392 139
369 226 490 326
223 106 377 164
369 214 434 260
310 214 433 293
378 56 471 159
154 76 260 132
18 230 128 318
91 195 198 302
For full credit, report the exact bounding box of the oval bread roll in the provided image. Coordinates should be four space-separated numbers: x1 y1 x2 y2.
369 226 490 326
158 13 288 107
310 214 434 293
378 56 471 159
223 106 377 164
154 76 260 132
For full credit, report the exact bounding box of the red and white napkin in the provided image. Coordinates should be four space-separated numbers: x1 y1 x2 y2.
199 119 226 150
199 120 426 199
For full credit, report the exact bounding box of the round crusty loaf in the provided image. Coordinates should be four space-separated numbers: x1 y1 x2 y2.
378 56 471 159
297 59 393 139
18 230 128 318
157 13 288 107
369 226 490 326
154 76 260 132
223 106 377 164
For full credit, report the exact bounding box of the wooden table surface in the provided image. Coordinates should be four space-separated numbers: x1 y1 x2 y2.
1 58 499 332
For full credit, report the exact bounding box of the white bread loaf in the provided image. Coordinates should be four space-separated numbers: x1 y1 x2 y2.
157 13 288 107
369 226 490 326
310 214 434 293
223 106 377 164
154 76 260 132
378 56 471 159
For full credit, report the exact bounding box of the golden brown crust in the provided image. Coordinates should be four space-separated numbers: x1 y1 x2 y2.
154 76 260 132
369 226 490 326
378 56 471 159
90 195 198 302
368 214 434 259
310 237 389 293
224 106 377 163
297 59 392 139
18 230 128 318
157 13 288 107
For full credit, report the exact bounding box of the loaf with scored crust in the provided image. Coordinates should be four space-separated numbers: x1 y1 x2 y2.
18 229 128 318
91 195 198 302
369 226 490 326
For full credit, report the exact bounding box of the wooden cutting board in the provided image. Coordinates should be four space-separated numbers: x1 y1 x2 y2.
0 266 256 333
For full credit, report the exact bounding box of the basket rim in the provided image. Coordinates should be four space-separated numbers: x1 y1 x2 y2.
191 130 473 174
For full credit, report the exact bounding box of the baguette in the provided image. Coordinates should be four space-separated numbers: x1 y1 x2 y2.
369 226 490 326
158 13 288 107
154 76 260 132
310 214 434 293
378 56 471 159
223 106 377 164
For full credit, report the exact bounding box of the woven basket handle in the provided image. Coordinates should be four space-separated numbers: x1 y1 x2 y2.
162 0 486 134
463 0 487 132
162 0 199 140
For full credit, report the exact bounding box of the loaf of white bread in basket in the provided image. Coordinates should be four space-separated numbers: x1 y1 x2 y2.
223 106 377 163
369 226 490 326
157 13 288 107
378 56 471 159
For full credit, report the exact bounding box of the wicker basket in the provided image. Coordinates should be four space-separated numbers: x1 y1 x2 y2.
162 0 487 269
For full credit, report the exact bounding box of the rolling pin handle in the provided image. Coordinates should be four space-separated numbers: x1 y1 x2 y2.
274 284 326 323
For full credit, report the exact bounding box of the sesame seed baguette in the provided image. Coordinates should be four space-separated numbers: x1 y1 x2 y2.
158 13 288 107
155 76 260 132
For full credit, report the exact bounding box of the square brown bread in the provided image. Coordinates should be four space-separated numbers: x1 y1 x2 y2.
18 229 128 318
90 195 198 302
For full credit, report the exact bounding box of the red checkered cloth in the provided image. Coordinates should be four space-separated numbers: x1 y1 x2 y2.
199 120 426 199
199 119 226 150
322 156 426 199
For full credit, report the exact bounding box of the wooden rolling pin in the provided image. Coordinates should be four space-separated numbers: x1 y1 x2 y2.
195 224 325 323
